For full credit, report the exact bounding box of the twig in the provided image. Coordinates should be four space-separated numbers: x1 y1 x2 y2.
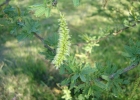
94 20 140 44
109 62 139 79
0 0 10 7
103 0 108 8
96 21 140 80
33 32 55 54
34 32 44 41
113 20 140 35
74 20 140 47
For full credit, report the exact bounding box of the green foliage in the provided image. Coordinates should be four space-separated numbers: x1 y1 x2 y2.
124 40 140 63
29 0 52 18
2 5 17 17
0 0 140 99
41 32 59 60
128 76 140 99
80 34 99 53
11 19 40 41
72 0 80 6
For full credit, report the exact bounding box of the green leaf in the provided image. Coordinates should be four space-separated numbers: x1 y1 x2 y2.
29 4 43 8
114 69 123 78
123 80 130 85
74 84 85 93
101 75 109 81
72 0 80 6
80 74 86 82
94 80 107 90
71 74 79 81
81 66 96 75
106 81 112 90
110 65 118 73
122 52 132 58
65 65 73 73
113 81 122 94
13 19 40 41
10 28 17 34
45 8 51 18
34 7 46 17
123 19 130 27
59 66 65 74
17 33 28 41
88 87 92 96
3 5 15 13
70 81 76 89
61 79 70 85
45 32 59 47
112 87 118 97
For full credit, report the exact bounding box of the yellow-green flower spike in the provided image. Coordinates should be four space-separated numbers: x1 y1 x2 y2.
52 13 71 68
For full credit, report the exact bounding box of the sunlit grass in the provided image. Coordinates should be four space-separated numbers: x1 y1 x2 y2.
4 40 41 58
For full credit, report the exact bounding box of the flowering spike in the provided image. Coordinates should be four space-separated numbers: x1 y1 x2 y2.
52 13 71 68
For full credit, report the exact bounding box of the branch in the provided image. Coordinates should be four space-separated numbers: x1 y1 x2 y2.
34 32 44 41
74 20 140 47
113 20 140 35
109 62 139 79
33 32 55 54
98 20 140 42
0 0 10 7
103 0 108 8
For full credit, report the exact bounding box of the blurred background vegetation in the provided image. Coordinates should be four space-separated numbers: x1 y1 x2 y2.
0 0 140 99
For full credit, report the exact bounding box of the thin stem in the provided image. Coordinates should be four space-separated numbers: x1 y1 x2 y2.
33 32 44 42
103 0 108 8
73 20 140 47
33 32 55 54
109 62 139 79
113 20 140 35
97 20 140 43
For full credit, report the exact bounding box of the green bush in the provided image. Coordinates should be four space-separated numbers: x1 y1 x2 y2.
0 0 140 99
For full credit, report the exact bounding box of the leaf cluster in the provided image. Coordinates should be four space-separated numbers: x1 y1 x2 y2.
124 40 140 63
